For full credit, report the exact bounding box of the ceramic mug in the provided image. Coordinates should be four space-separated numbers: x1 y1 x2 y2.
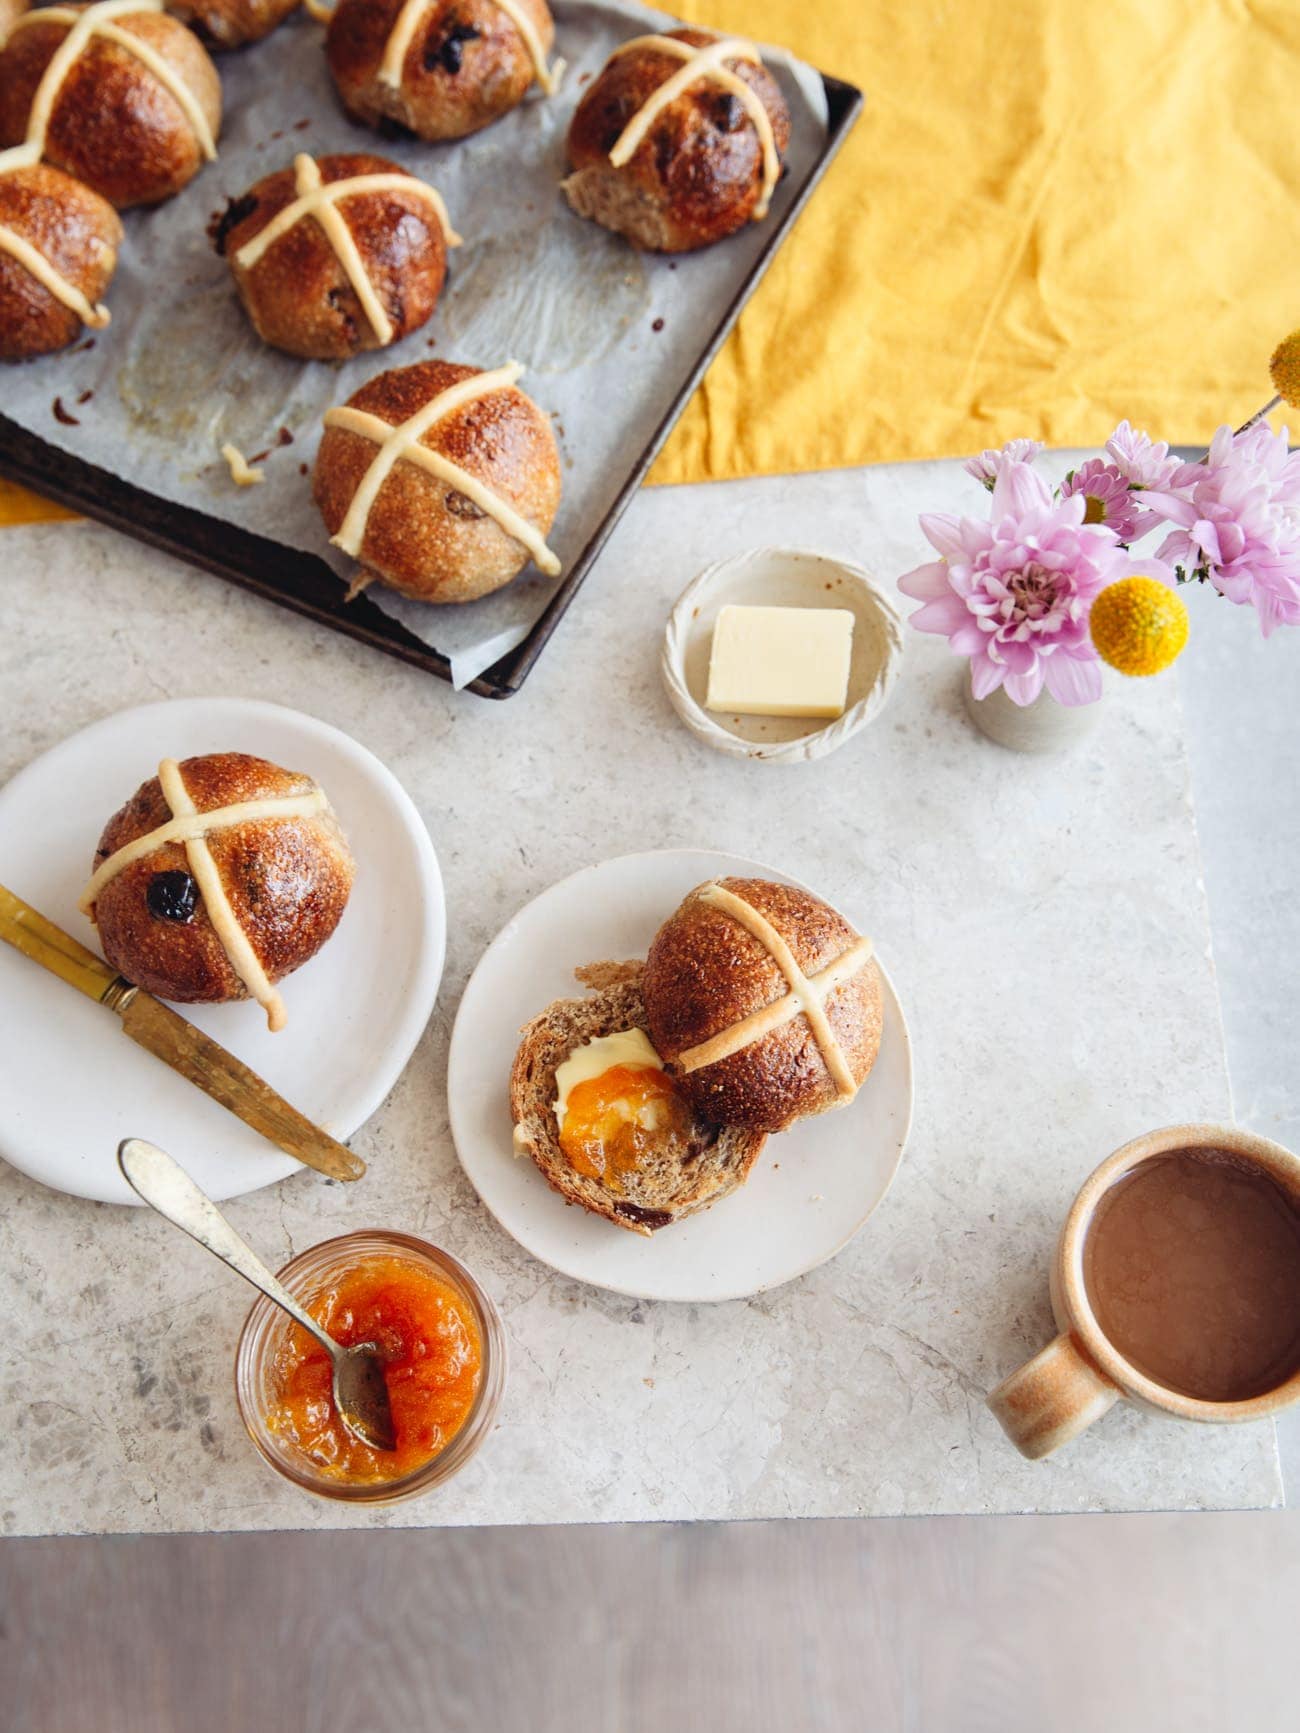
986 1123 1300 1458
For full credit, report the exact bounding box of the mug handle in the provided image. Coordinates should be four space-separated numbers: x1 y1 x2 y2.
986 1333 1120 1459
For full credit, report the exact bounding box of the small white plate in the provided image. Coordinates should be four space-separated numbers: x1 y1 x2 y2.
661 547 905 763
447 849 913 1302
0 699 445 1205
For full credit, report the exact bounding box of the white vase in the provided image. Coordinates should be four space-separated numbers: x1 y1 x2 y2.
961 664 1103 753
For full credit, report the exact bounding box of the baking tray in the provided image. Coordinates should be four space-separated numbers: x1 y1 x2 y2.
0 72 862 700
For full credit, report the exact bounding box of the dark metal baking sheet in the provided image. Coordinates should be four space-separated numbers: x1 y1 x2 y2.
0 72 861 700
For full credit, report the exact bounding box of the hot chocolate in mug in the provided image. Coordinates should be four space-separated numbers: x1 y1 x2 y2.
987 1123 1300 1459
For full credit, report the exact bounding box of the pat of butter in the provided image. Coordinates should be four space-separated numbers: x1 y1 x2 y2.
705 604 855 720
553 1028 663 1132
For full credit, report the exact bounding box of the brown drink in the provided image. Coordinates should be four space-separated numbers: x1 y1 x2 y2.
1082 1147 1300 1402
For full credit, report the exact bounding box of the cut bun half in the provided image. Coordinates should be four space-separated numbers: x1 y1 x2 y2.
509 962 766 1237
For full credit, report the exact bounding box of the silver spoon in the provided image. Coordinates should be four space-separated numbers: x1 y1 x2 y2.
117 1137 396 1453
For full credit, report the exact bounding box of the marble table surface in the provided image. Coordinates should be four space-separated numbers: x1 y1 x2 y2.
0 455 1291 1535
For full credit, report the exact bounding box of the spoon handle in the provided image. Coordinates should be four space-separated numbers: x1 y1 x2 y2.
117 1138 336 1356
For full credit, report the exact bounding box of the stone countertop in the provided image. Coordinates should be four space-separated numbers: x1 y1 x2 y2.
0 455 1290 1535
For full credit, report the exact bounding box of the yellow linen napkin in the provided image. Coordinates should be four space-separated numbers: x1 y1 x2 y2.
648 0 1300 483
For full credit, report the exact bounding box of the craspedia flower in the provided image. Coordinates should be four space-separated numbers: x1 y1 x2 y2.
1089 576 1189 676
1269 329 1300 411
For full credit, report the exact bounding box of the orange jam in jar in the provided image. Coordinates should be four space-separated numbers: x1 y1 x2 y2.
236 1232 505 1504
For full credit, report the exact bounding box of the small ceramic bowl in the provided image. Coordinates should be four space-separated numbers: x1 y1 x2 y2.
661 547 904 763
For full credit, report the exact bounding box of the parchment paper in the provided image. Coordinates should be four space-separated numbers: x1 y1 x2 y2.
0 1 827 686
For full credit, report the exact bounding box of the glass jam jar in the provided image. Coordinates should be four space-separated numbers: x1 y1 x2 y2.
235 1229 506 1505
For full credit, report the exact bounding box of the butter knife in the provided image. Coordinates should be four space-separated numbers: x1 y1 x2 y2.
0 883 365 1183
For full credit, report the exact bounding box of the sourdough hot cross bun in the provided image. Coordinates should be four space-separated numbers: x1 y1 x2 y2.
82 752 355 1032
212 152 458 361
563 28 791 253
0 0 222 208
0 159 121 359
641 879 883 1134
325 0 558 143
165 0 297 50
313 357 562 605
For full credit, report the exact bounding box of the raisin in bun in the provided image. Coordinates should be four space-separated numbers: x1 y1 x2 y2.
313 357 561 605
165 0 295 50
81 752 355 1032
563 29 790 254
0 2 221 208
641 879 883 1134
510 962 767 1236
0 159 121 358
325 0 558 142
212 152 458 361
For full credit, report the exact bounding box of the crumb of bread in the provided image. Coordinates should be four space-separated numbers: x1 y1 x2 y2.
221 442 264 487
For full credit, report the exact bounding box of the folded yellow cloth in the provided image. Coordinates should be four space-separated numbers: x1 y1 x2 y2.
3 0 1296 527
649 0 1300 483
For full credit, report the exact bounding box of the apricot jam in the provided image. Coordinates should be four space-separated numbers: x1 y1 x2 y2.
558 1064 694 1191
264 1253 482 1485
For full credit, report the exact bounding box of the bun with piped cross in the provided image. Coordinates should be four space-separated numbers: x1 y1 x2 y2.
325 0 559 143
81 752 355 1032
641 879 883 1133
563 28 791 253
0 159 121 358
212 152 459 361
0 1 221 209
313 357 562 605
165 0 296 50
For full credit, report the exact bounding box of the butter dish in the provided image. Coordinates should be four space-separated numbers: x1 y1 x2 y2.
661 548 904 763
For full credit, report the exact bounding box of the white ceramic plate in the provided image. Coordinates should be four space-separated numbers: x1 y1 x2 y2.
0 699 445 1205
448 850 913 1302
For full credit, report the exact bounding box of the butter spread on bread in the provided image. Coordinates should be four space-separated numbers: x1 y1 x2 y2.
553 1027 664 1132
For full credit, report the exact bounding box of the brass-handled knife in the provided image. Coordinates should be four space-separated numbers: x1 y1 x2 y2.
0 883 365 1183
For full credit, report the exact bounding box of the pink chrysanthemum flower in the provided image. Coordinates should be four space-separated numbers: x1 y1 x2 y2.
1143 423 1300 637
964 438 1044 490
1105 420 1181 491
1060 458 1142 543
898 461 1131 706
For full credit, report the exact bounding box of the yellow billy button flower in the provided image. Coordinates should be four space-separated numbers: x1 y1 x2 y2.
1089 577 1189 677
1269 328 1300 411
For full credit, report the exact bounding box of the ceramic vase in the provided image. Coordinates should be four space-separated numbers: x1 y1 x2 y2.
962 665 1103 754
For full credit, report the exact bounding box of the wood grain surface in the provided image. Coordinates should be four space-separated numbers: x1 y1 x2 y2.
3 1514 1298 1730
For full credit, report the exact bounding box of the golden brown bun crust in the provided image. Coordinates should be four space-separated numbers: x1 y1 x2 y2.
563 29 791 253
89 752 356 1007
0 162 121 359
214 153 449 361
0 7 222 208
313 358 561 604
165 0 297 50
326 0 553 141
641 878 884 1133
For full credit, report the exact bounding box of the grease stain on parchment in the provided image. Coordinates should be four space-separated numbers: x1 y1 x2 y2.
441 220 649 373
116 280 316 457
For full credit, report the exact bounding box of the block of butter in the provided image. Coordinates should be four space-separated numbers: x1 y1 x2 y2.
705 604 855 720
